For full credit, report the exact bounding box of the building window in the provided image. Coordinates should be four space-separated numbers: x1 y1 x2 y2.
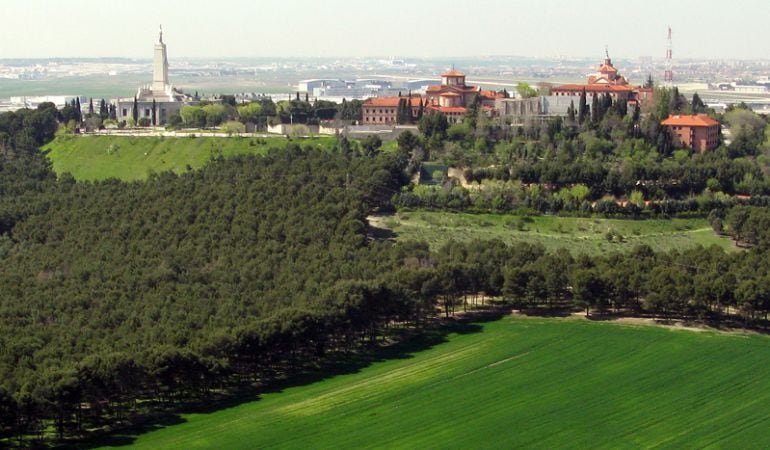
145 109 150 117
122 108 127 116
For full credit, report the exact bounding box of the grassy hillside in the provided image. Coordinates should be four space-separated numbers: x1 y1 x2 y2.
99 315 770 449
371 211 736 255
43 135 337 181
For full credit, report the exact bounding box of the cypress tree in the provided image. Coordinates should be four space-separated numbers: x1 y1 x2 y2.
99 99 107 119
152 99 157 126
692 92 705 114
568 100 576 122
644 73 654 89
397 98 407 124
603 93 612 112
75 97 82 123
578 89 587 124
132 96 138 124
591 93 599 124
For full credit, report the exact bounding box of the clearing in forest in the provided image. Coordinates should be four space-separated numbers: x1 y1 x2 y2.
370 210 736 255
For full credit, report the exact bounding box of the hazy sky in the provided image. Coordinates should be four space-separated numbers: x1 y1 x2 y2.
1 0 768 59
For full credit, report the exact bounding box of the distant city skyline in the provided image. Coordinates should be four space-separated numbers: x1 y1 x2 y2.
2 0 769 60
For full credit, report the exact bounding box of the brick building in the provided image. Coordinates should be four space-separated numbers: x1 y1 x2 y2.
423 70 505 123
551 51 652 107
661 114 721 152
362 96 424 125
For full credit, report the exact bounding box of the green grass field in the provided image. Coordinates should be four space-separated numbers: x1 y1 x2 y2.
371 211 736 255
98 315 770 449
43 135 337 181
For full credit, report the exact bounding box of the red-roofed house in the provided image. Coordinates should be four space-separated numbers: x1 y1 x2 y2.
362 96 424 125
661 114 721 152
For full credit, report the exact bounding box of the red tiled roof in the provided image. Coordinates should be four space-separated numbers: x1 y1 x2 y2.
427 85 478 93
552 84 634 93
363 96 423 107
597 64 618 73
441 92 461 97
661 114 720 127
429 105 466 114
442 70 465 77
480 90 504 99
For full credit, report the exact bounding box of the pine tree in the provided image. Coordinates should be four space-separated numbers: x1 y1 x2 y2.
578 89 587 124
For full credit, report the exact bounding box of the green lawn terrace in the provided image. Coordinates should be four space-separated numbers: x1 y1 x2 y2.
370 211 736 255
43 135 338 181
97 315 770 449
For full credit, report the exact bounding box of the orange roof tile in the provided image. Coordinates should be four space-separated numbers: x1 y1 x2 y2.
429 105 466 114
552 84 633 93
597 64 618 73
661 114 720 127
363 96 423 107
480 90 504 99
428 84 478 93
442 70 465 77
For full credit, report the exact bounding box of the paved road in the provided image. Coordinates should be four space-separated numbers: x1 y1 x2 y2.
83 129 276 138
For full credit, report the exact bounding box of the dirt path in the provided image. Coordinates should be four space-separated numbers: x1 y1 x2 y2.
540 311 757 337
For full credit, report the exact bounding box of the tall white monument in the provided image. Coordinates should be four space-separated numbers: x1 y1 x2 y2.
113 26 197 126
152 25 169 94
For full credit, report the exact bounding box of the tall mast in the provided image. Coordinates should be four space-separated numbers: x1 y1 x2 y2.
665 26 674 88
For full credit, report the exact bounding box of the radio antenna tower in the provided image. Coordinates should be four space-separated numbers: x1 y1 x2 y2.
664 26 674 87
